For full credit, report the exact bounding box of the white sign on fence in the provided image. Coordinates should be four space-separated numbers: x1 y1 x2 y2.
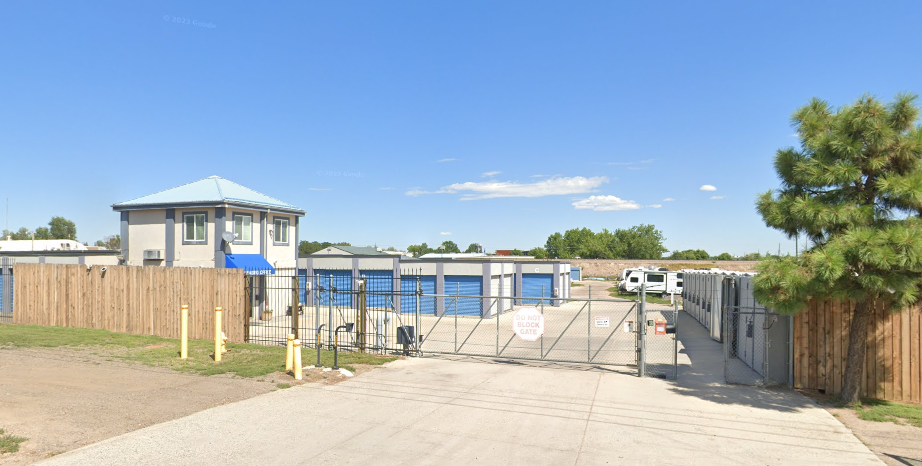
594 316 610 328
513 307 545 341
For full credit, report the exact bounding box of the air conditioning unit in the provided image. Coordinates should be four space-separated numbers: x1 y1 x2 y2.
143 249 164 260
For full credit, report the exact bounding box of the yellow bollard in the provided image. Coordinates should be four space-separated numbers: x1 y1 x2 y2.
214 307 223 362
180 305 189 359
293 339 302 380
285 334 295 372
221 332 228 354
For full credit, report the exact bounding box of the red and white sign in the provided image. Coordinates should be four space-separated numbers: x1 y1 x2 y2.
513 307 545 341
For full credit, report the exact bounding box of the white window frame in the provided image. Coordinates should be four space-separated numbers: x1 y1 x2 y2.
232 213 253 244
273 217 289 245
182 212 207 244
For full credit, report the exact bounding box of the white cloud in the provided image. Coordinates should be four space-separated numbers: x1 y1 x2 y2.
572 195 641 211
710 195 725 200
663 198 675 202
648 204 662 208
700 185 717 191
440 232 452 236
308 188 331 191
435 158 457 163
409 176 609 200
481 171 502 178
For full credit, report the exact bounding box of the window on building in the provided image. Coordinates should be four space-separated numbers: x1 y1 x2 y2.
183 213 206 243
273 217 289 244
233 214 252 243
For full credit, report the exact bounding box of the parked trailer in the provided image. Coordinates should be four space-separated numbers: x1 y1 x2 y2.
619 269 684 296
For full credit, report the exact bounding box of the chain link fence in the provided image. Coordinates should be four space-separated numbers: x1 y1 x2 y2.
724 305 791 387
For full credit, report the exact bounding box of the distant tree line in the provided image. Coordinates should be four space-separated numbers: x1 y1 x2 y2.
544 225 668 260
2 217 78 241
298 240 352 255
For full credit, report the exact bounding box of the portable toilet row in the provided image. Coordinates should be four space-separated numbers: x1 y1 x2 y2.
682 269 749 342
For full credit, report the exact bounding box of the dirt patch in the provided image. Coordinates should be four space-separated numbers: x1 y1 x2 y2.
0 347 392 465
805 392 922 466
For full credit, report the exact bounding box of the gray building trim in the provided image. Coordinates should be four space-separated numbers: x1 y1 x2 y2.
294 217 300 263
552 262 561 307
259 212 267 256
39 256 45 264
230 211 254 245
113 201 305 216
214 207 225 269
482 262 493 318
120 211 129 263
515 262 523 306
165 209 175 267
436 262 445 316
78 256 85 265
500 270 505 313
181 211 208 245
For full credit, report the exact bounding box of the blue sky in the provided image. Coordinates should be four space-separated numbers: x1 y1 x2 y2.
2 1 920 255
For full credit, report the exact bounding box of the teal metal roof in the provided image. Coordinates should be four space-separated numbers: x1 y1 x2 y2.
112 176 303 213
313 246 387 256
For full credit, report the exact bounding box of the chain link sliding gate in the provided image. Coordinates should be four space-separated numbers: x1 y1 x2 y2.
245 273 678 379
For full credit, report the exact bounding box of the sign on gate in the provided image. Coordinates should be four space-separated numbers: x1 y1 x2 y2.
594 316 610 328
512 307 544 341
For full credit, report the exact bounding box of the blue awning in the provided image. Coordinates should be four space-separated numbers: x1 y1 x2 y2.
225 254 275 275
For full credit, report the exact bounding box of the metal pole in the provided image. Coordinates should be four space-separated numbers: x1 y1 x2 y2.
540 285 545 359
639 284 646 378
328 274 333 348
415 277 421 356
291 276 300 340
496 280 500 357
454 282 459 353
358 278 367 352
674 300 679 380
588 285 592 362
587 286 591 363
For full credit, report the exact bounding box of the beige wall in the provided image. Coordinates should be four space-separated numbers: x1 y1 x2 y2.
127 209 166 266
265 214 296 269
225 208 262 256
173 208 216 267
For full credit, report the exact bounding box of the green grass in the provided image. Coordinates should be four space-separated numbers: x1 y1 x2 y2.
276 383 292 389
855 399 922 428
571 283 584 287
607 288 680 306
0 429 27 454
0 324 397 376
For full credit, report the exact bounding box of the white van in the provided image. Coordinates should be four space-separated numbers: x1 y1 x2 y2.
619 270 684 296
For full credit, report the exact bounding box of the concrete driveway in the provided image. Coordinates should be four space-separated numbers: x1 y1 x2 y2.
39 312 881 466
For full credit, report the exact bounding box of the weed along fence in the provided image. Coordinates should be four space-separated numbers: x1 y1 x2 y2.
794 299 922 404
12 263 248 342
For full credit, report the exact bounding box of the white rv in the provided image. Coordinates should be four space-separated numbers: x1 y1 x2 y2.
619 269 684 296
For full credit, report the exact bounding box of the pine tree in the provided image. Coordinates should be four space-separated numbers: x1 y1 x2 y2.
754 94 922 405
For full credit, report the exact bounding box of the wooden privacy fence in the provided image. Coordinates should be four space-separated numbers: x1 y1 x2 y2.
13 263 248 343
794 299 921 404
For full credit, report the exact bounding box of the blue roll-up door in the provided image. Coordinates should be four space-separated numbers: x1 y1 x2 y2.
571 267 581 281
400 275 436 314
522 274 554 304
313 270 352 307
443 275 482 316
360 270 394 309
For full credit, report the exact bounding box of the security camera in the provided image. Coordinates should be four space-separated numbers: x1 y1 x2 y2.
101 267 108 272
